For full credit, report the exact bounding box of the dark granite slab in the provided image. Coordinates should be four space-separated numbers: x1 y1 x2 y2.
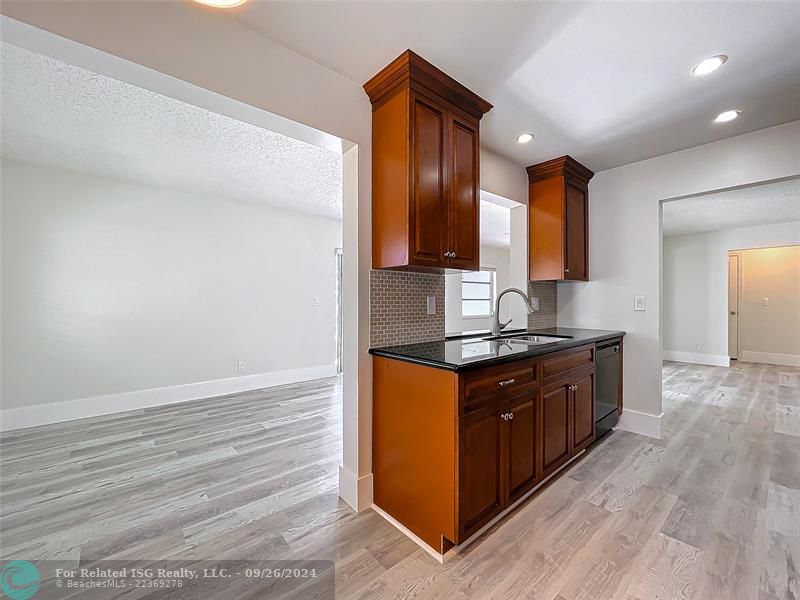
369 327 625 371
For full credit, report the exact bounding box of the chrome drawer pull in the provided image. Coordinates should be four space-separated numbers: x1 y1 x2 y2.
498 378 516 387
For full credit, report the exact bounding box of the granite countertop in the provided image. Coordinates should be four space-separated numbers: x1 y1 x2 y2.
369 327 626 371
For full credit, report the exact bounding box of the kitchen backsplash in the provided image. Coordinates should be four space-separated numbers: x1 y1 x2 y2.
370 270 445 347
370 272 557 347
528 281 557 329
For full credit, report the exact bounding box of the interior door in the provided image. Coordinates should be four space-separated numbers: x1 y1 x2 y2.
728 253 739 359
564 184 588 280
410 93 448 268
448 114 479 271
505 394 538 504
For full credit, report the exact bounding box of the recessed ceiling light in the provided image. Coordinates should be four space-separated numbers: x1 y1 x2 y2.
714 109 741 123
192 0 248 7
691 55 728 76
516 133 534 144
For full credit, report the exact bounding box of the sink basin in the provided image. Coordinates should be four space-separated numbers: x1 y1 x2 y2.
506 334 567 344
481 333 571 344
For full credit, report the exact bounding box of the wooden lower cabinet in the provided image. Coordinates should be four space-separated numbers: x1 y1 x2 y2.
505 394 538 503
539 377 571 478
373 342 609 554
458 391 540 541
570 368 596 453
458 405 504 538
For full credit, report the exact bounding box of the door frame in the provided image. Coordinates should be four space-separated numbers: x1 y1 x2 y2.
727 252 741 360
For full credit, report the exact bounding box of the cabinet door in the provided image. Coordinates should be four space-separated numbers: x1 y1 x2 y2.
506 394 538 504
448 114 479 271
571 369 595 453
410 93 448 268
539 377 571 477
564 183 588 280
458 405 503 539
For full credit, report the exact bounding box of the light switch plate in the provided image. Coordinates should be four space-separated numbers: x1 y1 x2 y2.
761 297 769 306
426 295 436 315
634 295 646 311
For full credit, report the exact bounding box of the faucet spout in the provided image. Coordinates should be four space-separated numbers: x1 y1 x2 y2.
491 287 536 336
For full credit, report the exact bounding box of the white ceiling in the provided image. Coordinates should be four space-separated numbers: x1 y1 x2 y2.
232 1 800 171
662 179 800 236
0 42 344 219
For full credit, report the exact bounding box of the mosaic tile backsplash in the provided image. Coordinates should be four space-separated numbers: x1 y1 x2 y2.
370 270 445 348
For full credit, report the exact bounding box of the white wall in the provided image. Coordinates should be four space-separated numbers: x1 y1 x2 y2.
481 148 530 329
0 8 373 509
663 221 800 365
1 159 342 412
738 245 800 365
558 121 800 437
445 245 511 335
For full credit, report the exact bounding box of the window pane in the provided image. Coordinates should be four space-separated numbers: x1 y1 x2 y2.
462 300 492 316
462 270 492 284
462 282 491 300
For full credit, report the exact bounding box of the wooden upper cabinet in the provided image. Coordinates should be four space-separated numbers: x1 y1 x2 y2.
527 156 594 281
364 50 492 271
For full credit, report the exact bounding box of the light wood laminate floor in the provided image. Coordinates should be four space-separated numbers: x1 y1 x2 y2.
2 361 799 599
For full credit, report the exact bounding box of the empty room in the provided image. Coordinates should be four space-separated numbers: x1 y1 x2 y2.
1 1 799 599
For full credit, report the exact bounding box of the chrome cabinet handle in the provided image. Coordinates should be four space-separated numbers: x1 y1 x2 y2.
564 268 570 273
571 385 578 392
498 378 516 387
444 251 456 258
501 413 508 421
509 412 514 420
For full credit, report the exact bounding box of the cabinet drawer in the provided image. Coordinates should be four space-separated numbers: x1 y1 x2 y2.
461 360 537 414
540 344 594 380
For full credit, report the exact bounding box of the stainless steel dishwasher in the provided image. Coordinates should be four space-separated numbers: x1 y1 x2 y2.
595 340 621 438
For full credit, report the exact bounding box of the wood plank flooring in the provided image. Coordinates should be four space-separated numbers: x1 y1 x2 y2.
1 360 798 599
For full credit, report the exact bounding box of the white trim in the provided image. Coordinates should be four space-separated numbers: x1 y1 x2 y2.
371 505 448 563
0 365 336 432
662 350 730 367
739 351 800 367
616 408 663 439
338 467 373 512
372 450 587 561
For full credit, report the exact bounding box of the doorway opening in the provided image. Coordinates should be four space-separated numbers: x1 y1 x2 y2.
661 177 800 369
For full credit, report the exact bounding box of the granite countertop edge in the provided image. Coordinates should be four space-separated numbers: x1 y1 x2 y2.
368 328 626 372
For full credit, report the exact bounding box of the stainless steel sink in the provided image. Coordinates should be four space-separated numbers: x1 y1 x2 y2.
481 333 571 344
507 334 568 344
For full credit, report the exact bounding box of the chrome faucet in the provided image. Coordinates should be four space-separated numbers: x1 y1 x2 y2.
491 287 536 336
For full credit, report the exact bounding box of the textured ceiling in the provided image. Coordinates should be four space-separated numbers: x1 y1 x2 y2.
233 1 800 171
663 179 800 236
0 43 343 219
480 200 511 249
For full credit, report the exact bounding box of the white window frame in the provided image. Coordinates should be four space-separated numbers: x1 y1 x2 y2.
461 267 496 320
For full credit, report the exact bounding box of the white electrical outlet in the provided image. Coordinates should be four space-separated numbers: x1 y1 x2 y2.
634 295 646 311
531 297 540 311
761 297 769 306
237 361 247 373
313 296 320 307
426 295 436 315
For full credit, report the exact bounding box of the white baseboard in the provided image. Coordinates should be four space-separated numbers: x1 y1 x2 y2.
617 408 663 439
739 351 800 367
0 364 337 432
338 467 373 512
662 350 730 368
371 505 446 563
